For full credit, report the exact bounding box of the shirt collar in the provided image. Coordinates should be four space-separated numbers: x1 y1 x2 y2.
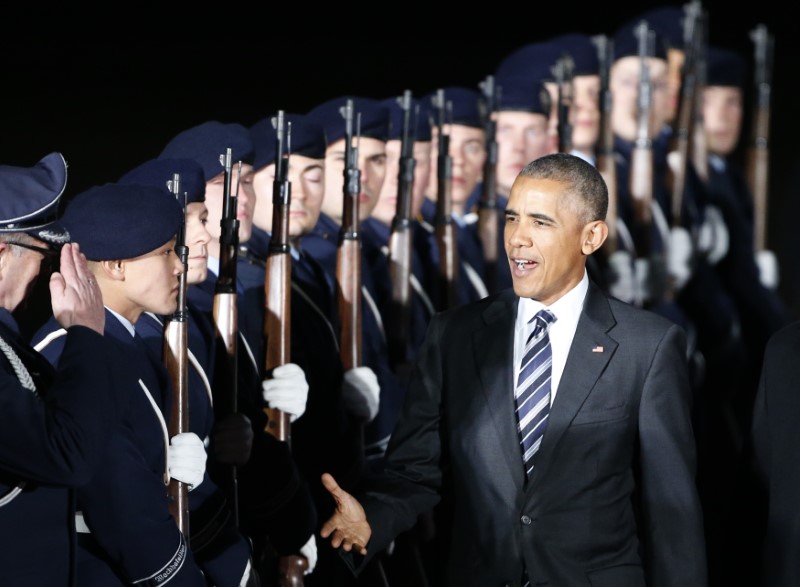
106 306 136 337
516 270 589 331
207 255 219 277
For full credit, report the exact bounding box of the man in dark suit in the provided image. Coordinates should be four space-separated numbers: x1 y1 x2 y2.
747 321 800 587
320 152 707 586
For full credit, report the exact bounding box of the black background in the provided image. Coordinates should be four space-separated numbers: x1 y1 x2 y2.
3 0 798 315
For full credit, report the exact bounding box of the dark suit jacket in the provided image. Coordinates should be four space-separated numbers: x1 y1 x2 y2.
750 321 800 587
356 280 707 587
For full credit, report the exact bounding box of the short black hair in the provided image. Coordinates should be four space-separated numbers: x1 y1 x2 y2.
518 153 608 224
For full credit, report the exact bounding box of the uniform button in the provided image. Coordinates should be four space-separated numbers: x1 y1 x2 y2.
521 515 532 525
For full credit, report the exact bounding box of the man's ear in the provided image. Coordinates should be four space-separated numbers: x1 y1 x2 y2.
99 259 125 281
582 221 608 255
0 242 9 276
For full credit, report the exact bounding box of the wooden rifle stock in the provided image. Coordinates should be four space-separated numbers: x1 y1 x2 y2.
261 110 309 587
554 54 575 154
164 174 190 537
263 111 293 442
477 76 499 293
668 1 702 225
388 91 415 367
592 34 619 253
212 149 241 524
338 100 363 371
747 24 773 252
690 8 709 186
630 21 655 259
433 89 459 310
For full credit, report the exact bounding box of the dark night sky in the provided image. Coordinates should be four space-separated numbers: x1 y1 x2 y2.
3 0 799 315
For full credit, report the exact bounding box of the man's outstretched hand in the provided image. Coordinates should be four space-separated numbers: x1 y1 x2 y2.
320 473 371 556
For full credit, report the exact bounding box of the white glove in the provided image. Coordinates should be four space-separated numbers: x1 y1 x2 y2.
168 432 207 491
695 205 729 265
756 249 780 290
238 559 252 587
262 363 309 423
342 366 380 422
667 226 693 291
300 534 318 576
607 250 636 303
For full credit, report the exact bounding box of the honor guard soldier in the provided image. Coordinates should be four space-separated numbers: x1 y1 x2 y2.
304 95 400 470
32 182 209 586
0 153 123 587
420 86 490 306
119 157 261 587
158 121 317 580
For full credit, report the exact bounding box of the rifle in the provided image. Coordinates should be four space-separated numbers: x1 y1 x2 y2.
432 89 459 310
630 20 655 260
387 91 416 368
164 173 190 537
212 148 241 524
260 108 308 587
477 75 499 294
263 111 293 442
553 54 575 154
592 34 619 253
668 0 703 225
690 7 709 186
747 23 774 252
337 99 363 372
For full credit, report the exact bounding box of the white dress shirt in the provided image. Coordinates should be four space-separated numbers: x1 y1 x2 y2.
513 271 588 402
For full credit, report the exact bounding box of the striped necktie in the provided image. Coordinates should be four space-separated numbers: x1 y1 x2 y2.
515 308 557 478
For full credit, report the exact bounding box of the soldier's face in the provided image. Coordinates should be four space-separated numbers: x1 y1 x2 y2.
204 163 256 257
185 202 211 285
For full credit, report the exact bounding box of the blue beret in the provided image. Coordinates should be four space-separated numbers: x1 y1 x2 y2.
423 87 483 129
547 33 600 76
118 158 206 205
640 5 685 50
495 41 562 83
61 183 182 261
250 113 326 171
307 96 390 145
158 121 254 182
381 95 433 142
613 18 668 61
494 75 551 116
706 46 747 88
0 152 69 244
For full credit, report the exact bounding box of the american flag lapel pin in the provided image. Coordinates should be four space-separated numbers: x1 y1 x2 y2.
592 345 604 353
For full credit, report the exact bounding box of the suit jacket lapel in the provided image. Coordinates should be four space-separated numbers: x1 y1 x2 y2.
473 290 526 492
529 281 618 486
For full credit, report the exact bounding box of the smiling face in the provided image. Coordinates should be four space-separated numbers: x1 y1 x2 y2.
504 175 606 304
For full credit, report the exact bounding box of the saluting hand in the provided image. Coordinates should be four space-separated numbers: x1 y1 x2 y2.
50 243 104 334
319 473 371 556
